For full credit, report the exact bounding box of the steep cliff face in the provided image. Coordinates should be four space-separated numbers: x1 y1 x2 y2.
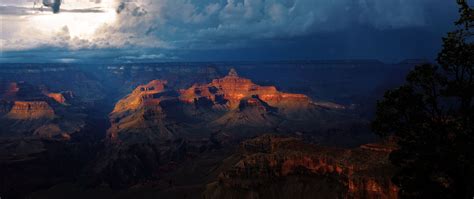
107 80 181 141
100 80 186 187
45 92 66 104
0 81 85 139
1 82 57 121
204 135 398 199
6 101 55 119
179 69 320 112
111 80 168 114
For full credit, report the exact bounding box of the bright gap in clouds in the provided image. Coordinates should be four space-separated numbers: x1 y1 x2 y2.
31 0 117 38
0 0 117 50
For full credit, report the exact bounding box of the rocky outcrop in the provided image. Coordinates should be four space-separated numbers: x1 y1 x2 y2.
111 80 168 113
6 101 55 119
1 81 57 121
204 135 398 199
107 80 178 141
40 86 74 105
0 81 85 139
179 69 318 112
45 92 66 104
101 79 195 188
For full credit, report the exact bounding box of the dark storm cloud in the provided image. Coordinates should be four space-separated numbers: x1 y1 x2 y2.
0 0 464 62
105 0 456 49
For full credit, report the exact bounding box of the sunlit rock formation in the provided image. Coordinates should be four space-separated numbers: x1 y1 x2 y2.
1 81 57 121
204 135 398 199
107 80 179 141
111 80 168 114
0 81 85 139
6 101 55 119
108 69 349 144
179 69 320 112
99 80 186 188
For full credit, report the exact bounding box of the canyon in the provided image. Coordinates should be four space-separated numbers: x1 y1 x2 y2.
0 61 416 199
82 68 394 194
107 69 348 144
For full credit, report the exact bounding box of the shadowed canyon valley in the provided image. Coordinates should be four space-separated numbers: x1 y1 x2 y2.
0 61 415 199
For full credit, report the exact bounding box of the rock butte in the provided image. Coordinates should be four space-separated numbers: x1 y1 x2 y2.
179 68 315 110
0 81 84 139
108 79 171 140
6 101 55 120
111 79 168 114
110 68 345 118
45 93 66 104
0 82 58 120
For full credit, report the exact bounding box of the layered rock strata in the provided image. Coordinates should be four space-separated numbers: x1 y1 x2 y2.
204 135 398 199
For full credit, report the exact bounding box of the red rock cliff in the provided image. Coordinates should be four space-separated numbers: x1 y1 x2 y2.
6 101 55 120
44 92 67 104
204 135 398 199
107 80 172 140
111 80 168 114
179 69 314 110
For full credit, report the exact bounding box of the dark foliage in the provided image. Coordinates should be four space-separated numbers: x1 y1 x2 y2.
372 1 474 198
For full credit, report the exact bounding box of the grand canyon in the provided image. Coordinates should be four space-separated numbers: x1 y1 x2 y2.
2 1 473 198
0 61 413 198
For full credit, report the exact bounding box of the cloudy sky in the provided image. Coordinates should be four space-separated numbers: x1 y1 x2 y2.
0 0 462 63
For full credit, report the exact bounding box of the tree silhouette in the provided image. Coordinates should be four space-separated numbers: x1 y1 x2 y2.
372 1 473 198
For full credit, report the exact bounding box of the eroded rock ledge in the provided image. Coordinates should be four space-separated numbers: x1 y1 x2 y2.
204 135 398 199
6 101 55 119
